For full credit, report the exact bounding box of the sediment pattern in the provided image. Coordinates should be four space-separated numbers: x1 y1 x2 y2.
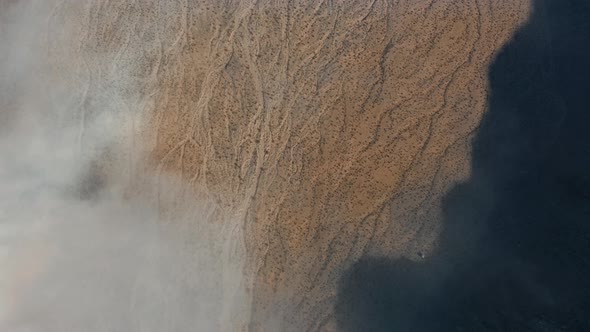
24 0 531 330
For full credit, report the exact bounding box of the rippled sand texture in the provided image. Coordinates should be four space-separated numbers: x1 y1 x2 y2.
37 0 531 330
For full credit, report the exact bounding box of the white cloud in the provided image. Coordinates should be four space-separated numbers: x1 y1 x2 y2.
0 2 248 331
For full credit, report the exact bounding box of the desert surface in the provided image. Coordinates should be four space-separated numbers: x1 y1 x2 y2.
2 0 590 331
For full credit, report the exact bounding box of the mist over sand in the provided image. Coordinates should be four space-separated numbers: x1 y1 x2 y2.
0 2 248 331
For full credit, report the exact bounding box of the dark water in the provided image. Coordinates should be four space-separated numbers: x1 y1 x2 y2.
336 0 590 331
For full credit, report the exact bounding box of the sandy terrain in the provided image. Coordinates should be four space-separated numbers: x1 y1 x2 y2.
1 0 532 330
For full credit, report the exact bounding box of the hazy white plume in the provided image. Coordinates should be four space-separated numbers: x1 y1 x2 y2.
0 1 248 331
